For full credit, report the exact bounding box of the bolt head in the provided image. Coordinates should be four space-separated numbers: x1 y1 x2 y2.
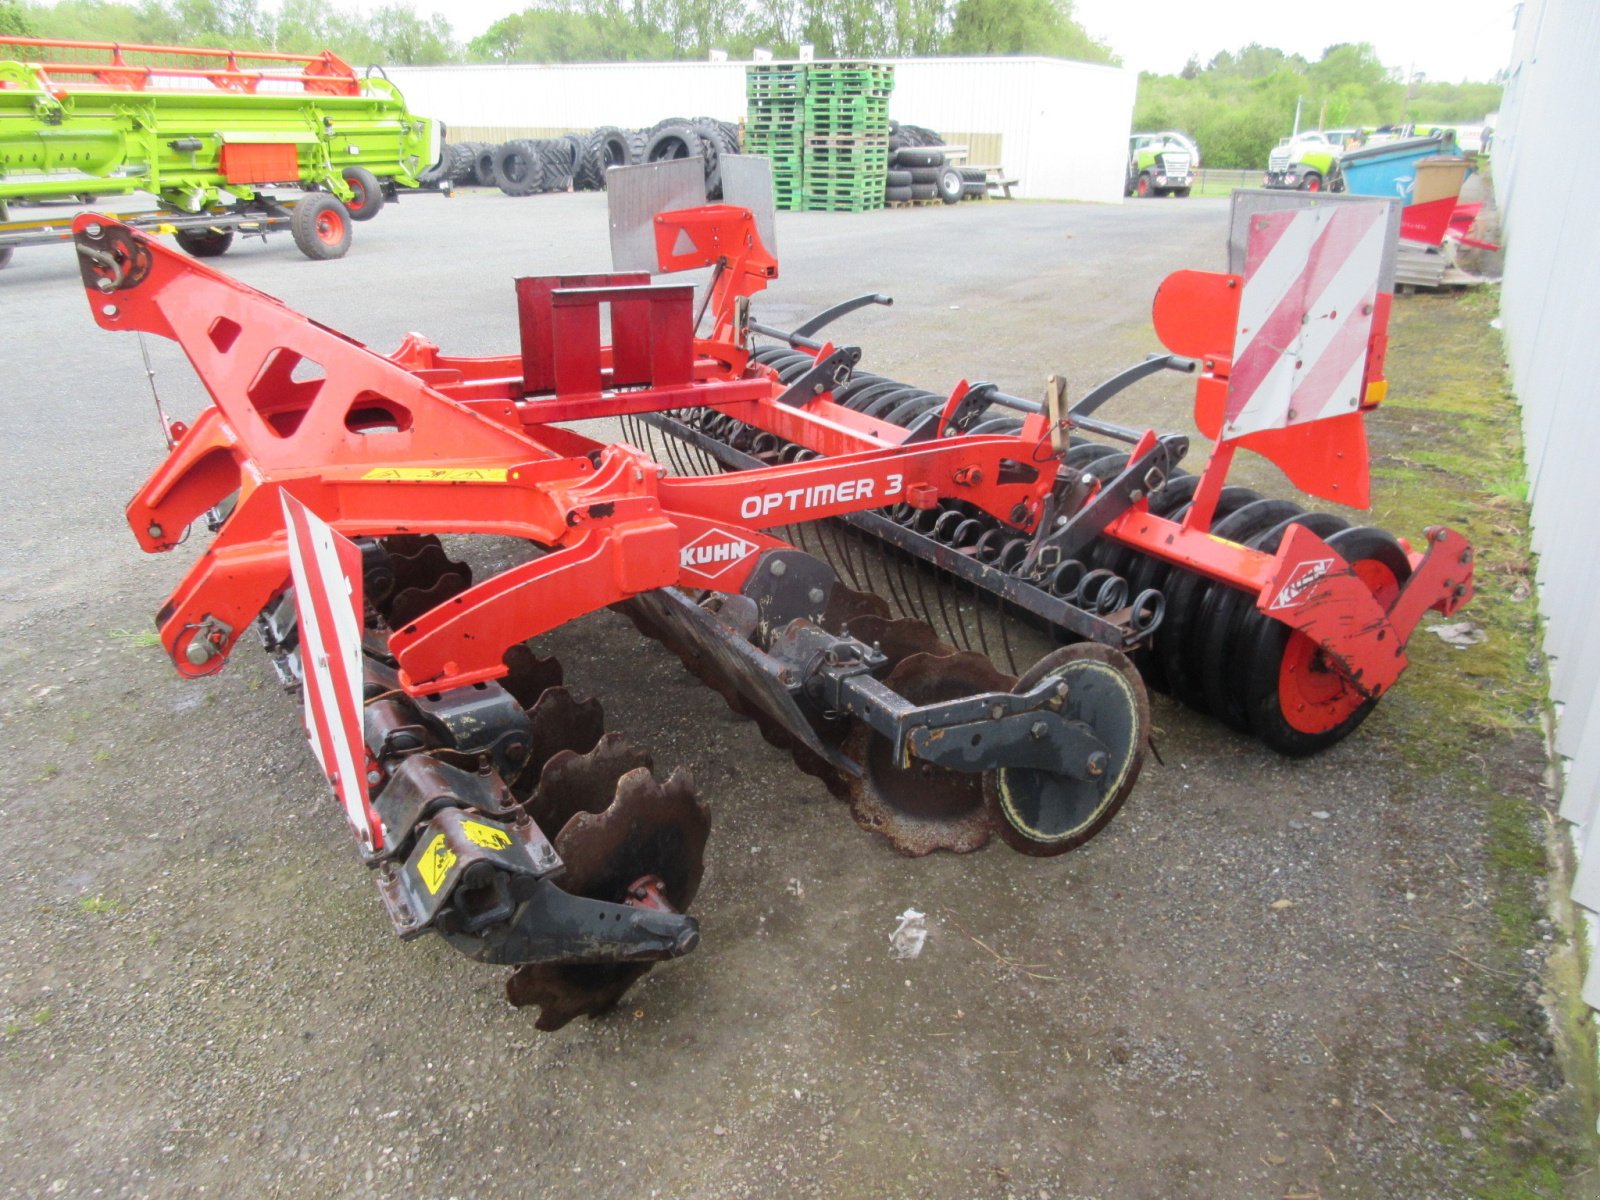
770 559 787 576
1085 751 1108 777
1030 720 1049 740
807 587 825 604
147 523 164 538
183 638 215 667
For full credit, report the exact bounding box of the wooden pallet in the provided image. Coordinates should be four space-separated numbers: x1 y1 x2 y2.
884 197 941 208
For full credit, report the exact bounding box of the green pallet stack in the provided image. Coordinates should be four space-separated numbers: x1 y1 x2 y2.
745 64 808 212
802 62 892 213
745 61 893 214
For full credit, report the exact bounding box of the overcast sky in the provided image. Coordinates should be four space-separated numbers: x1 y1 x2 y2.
423 0 1515 82
68 0 1517 79
1071 0 1517 82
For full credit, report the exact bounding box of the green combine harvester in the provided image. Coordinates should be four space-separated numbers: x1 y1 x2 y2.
0 36 444 267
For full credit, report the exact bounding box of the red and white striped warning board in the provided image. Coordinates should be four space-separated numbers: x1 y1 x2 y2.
1225 203 1388 439
280 492 381 852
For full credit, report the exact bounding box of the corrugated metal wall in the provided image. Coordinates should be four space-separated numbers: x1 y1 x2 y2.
1491 0 1600 1003
385 58 1135 202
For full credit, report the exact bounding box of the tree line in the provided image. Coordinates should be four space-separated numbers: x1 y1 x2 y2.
1135 43 1502 169
1 0 1115 64
3 1 1498 171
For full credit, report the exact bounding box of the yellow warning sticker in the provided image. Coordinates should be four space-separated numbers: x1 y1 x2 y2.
361 467 508 483
417 832 456 895
462 820 513 851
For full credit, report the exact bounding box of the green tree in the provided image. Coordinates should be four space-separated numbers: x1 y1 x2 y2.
1134 41 1500 169
947 0 1115 61
1 0 33 36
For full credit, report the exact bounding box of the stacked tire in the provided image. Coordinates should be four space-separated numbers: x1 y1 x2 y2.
438 117 742 198
885 144 965 206
637 116 742 198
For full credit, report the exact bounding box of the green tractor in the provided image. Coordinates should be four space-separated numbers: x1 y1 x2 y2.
1125 131 1197 198
1263 131 1345 192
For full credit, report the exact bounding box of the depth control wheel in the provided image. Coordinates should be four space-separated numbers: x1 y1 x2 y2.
984 643 1149 856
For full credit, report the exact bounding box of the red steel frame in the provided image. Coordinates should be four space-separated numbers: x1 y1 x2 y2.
81 202 1470 716
0 36 360 97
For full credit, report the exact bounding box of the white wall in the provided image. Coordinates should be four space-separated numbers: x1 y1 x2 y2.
1490 0 1600 1003
384 57 1136 202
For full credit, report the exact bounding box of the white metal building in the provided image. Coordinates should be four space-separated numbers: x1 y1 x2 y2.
1491 0 1600 1001
385 57 1137 203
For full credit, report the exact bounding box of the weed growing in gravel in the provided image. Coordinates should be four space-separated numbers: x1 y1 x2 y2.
109 628 161 649
76 896 125 916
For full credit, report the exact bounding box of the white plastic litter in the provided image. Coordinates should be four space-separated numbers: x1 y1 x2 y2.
890 908 927 959
1428 620 1487 649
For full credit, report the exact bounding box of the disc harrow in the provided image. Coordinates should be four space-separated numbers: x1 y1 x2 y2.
79 179 1471 1028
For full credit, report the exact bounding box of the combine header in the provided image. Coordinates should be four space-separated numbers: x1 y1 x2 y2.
79 160 1472 1028
0 36 441 265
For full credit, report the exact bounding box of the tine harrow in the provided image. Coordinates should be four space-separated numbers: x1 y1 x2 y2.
77 184 1471 1029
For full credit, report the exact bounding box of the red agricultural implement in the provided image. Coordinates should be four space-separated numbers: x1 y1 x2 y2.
77 169 1472 1028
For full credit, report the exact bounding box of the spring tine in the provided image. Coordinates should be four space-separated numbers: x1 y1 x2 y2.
804 519 846 586
904 548 937 627
878 537 915 622
995 585 1019 675
656 417 694 478
969 575 993 660
670 422 702 478
833 521 872 593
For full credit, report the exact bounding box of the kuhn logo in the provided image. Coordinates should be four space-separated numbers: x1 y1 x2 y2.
1270 558 1336 610
680 529 758 579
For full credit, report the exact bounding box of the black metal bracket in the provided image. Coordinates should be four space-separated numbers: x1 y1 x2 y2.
1025 434 1188 572
903 381 999 444
817 661 1109 781
440 877 700 968
774 345 862 408
762 619 1110 782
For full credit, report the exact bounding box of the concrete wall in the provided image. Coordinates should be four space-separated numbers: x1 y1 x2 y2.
384 57 1136 202
1490 0 1600 1003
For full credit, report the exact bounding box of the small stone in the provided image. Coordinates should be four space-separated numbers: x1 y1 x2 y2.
1312 811 1331 820
713 1125 727 1136
1270 899 1295 911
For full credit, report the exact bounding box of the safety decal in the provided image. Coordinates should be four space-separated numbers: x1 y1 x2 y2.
461 820 513 851
417 832 457 894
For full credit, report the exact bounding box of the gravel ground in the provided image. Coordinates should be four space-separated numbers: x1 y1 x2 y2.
0 188 1589 1199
